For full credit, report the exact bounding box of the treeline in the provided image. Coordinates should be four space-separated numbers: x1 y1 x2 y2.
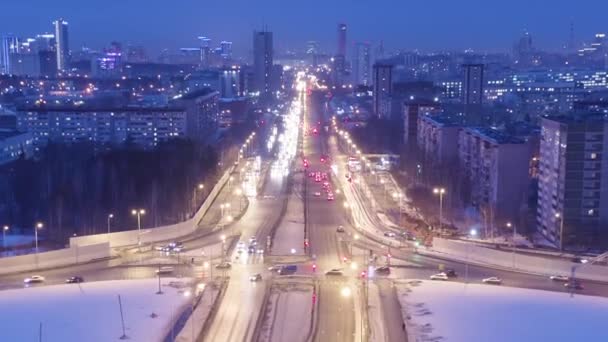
350 116 403 154
0 139 219 243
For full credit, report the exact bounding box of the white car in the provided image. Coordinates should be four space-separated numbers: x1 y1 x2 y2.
155 266 174 274
249 273 262 282
325 269 344 276
430 273 448 281
482 276 502 285
24 275 45 284
550 275 569 282
383 231 396 238
314 191 321 197
215 262 231 269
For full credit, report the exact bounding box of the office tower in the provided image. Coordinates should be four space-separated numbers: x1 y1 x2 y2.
372 63 393 118
33 33 55 52
537 115 608 249
332 23 348 85
462 63 484 121
220 41 232 59
53 19 69 72
353 42 371 86
38 50 58 77
337 23 347 57
306 41 319 55
253 30 273 96
1 35 20 74
198 36 212 67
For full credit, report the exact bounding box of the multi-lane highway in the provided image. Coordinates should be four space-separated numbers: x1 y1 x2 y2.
4 72 608 342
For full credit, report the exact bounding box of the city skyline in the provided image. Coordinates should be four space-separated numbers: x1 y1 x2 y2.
2 0 608 56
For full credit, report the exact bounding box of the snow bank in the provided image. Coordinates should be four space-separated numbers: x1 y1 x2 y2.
396 280 608 342
367 283 386 342
259 282 313 342
0 278 192 342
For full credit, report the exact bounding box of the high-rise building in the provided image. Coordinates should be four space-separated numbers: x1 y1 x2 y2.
462 64 484 106
332 23 348 85
372 63 393 118
306 41 319 55
253 30 273 96
198 36 212 67
1 35 21 74
220 41 232 60
53 19 69 72
462 63 484 121
459 127 531 224
537 115 608 249
337 23 347 57
513 31 533 64
353 42 371 86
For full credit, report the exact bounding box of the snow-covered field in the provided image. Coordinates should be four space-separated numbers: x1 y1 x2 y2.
396 280 608 342
0 278 193 342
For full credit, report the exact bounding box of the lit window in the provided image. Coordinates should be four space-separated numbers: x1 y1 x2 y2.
591 153 597 160
588 209 594 216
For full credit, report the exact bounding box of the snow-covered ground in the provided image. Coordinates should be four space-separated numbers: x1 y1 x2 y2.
271 175 305 256
396 280 608 342
0 278 193 342
259 282 313 342
175 282 221 342
367 283 386 342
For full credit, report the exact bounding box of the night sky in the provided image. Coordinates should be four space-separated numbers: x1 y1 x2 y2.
2 0 607 56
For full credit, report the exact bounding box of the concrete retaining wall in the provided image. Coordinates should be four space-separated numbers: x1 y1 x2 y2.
0 242 110 275
430 238 608 282
69 165 235 248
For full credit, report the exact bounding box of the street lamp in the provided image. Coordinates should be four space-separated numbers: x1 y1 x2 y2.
35 222 43 253
220 235 227 263
107 214 114 243
506 222 516 269
192 184 205 216
235 188 243 211
433 188 446 231
555 213 565 251
35 222 43 268
131 209 145 247
465 228 477 283
2 225 8 249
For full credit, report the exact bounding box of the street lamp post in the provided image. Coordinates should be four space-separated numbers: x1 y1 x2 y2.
2 225 8 249
35 222 43 269
235 188 243 211
506 222 516 268
131 209 146 248
220 235 226 264
555 213 565 251
433 188 446 231
466 229 477 283
107 214 114 243
193 184 204 216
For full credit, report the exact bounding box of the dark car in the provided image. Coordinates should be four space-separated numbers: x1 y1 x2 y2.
375 266 391 275
65 276 84 284
444 269 458 278
565 280 583 290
